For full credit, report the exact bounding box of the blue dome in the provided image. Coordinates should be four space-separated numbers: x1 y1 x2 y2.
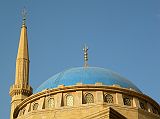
35 67 141 93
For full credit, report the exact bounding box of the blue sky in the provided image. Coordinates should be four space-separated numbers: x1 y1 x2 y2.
0 0 160 118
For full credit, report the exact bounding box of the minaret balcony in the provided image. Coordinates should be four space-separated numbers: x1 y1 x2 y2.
9 84 32 97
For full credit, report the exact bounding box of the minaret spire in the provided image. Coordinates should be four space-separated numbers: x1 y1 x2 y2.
83 44 89 67
16 8 28 60
15 8 29 85
9 9 32 119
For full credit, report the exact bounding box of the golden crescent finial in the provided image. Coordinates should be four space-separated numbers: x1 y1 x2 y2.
83 44 89 67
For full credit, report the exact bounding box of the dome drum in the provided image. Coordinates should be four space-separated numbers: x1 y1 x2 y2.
14 84 160 118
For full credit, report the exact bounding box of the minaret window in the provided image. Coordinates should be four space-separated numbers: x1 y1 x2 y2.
104 94 113 103
84 93 94 104
123 97 131 106
33 103 39 110
66 95 74 106
47 98 55 108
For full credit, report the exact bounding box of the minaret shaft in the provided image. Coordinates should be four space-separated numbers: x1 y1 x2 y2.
15 58 29 86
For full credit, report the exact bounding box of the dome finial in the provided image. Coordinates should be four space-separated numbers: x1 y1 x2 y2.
83 44 89 67
21 7 27 26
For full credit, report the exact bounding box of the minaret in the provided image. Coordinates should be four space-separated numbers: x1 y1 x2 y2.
9 9 32 119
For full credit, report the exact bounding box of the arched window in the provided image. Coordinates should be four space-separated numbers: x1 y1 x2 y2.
33 103 39 110
104 94 113 103
22 108 25 115
18 110 22 117
47 98 55 108
152 107 157 114
139 101 147 110
66 95 74 106
123 97 131 106
28 104 31 112
85 93 94 104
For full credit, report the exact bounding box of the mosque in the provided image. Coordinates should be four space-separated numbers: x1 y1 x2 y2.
9 13 160 119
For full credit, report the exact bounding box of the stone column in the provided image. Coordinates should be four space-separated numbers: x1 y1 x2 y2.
75 91 83 106
55 93 63 108
39 97 45 109
133 97 139 108
115 93 123 105
95 83 103 104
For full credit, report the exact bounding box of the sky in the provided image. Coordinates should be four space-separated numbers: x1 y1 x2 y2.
0 0 160 119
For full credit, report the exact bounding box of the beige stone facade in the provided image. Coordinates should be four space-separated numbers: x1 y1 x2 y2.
12 85 160 119
10 18 160 119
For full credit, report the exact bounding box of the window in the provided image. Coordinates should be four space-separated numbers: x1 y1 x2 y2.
104 94 113 103
84 93 94 104
123 97 131 106
139 101 147 110
28 104 31 112
152 107 158 114
140 102 145 109
33 103 39 110
18 110 22 117
22 108 25 115
66 95 74 106
47 98 55 108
